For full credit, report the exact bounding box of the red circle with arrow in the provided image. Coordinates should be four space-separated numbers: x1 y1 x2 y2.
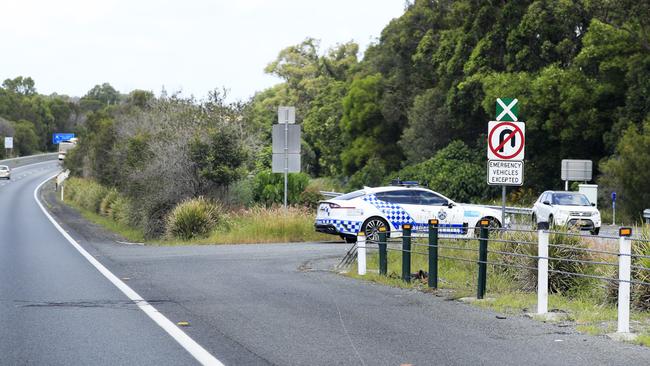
488 122 525 160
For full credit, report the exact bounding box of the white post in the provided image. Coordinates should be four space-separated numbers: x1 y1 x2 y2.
61 183 65 202
617 233 631 333
283 119 288 209
537 227 549 314
357 233 366 276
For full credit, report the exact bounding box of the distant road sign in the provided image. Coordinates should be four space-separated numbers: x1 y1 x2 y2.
487 160 523 186
561 160 592 181
278 106 295 124
53 133 75 144
496 98 519 121
487 121 525 161
4 137 13 149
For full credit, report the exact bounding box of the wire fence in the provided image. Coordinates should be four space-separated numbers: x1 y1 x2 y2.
352 222 650 333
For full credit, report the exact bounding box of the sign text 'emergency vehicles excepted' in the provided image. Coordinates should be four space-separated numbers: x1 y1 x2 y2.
487 160 523 186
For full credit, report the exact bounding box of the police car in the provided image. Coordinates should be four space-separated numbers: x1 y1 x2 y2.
315 182 503 243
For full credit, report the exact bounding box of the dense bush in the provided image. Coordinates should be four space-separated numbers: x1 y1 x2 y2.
165 197 222 240
252 170 309 206
388 141 498 203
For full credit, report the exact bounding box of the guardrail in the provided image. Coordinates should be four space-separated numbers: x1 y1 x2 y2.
0 153 58 169
353 221 649 336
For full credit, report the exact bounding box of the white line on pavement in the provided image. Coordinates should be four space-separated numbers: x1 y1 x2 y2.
33 174 224 366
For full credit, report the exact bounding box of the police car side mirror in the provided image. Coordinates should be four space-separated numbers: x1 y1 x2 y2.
543 200 551 206
447 202 454 209
591 203 596 206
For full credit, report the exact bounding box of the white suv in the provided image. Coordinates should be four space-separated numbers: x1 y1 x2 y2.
315 184 503 243
0 165 10 180
532 191 601 235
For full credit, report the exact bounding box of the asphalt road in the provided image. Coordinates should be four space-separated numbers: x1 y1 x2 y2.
3 161 650 365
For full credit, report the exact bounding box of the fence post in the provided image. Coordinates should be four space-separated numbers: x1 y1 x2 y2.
617 227 632 333
428 219 439 289
357 232 366 276
537 222 550 314
402 224 412 282
378 227 387 276
477 219 490 299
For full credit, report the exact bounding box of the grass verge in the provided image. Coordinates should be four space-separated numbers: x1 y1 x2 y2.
61 190 330 245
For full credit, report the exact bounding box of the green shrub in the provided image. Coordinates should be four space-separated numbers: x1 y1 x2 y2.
252 170 309 206
166 197 222 240
110 195 134 227
100 189 119 217
64 177 108 213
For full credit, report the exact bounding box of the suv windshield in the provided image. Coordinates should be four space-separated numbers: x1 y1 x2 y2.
336 190 365 200
0 166 8 171
552 193 591 206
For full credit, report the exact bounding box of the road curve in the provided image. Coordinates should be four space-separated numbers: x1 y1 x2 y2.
0 162 200 365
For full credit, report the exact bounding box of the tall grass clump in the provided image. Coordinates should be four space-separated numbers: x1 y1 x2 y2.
207 205 330 244
99 189 119 217
166 197 222 240
64 177 108 213
494 228 596 295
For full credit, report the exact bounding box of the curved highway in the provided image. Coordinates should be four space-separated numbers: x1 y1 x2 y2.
0 162 199 365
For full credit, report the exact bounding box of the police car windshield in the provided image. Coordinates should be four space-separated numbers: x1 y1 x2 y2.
552 193 591 206
0 166 8 170
336 190 365 200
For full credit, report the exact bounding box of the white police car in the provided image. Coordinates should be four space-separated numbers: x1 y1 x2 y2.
315 182 503 243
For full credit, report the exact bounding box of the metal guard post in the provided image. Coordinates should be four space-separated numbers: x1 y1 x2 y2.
428 219 439 289
402 224 412 282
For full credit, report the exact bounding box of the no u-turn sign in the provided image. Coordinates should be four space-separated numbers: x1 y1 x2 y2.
487 121 525 161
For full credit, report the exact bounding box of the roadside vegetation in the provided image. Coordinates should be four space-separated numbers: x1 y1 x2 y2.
348 228 650 346
63 177 330 244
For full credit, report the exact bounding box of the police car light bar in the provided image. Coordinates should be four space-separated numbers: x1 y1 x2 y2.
390 179 420 187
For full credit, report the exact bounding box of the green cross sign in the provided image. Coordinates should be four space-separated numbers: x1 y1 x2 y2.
496 98 519 122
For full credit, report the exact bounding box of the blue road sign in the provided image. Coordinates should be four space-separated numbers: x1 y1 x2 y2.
612 191 617 202
53 133 75 144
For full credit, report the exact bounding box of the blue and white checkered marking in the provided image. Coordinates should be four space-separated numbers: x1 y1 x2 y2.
363 194 415 230
316 219 362 235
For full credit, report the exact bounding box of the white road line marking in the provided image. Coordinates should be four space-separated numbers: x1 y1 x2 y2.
34 175 224 366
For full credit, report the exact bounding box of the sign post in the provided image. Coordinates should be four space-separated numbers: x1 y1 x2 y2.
4 136 13 158
488 98 525 226
272 106 300 208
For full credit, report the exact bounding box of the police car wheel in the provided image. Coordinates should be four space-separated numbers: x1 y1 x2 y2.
362 217 389 242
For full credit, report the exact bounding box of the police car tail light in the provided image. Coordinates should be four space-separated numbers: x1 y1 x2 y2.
329 203 356 209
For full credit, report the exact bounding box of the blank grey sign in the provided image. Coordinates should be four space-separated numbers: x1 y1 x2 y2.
561 160 592 181
272 153 301 173
272 124 301 154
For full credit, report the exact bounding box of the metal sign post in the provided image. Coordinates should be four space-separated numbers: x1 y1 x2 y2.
272 106 299 209
487 99 525 225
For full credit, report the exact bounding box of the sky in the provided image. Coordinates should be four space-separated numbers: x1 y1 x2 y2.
0 0 405 101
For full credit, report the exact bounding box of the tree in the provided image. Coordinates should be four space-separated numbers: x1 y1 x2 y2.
599 119 650 220
13 120 39 155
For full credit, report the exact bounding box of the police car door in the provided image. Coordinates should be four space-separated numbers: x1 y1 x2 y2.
373 190 419 231
418 191 464 227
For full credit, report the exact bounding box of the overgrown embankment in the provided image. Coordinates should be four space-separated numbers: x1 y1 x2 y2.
62 177 330 244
